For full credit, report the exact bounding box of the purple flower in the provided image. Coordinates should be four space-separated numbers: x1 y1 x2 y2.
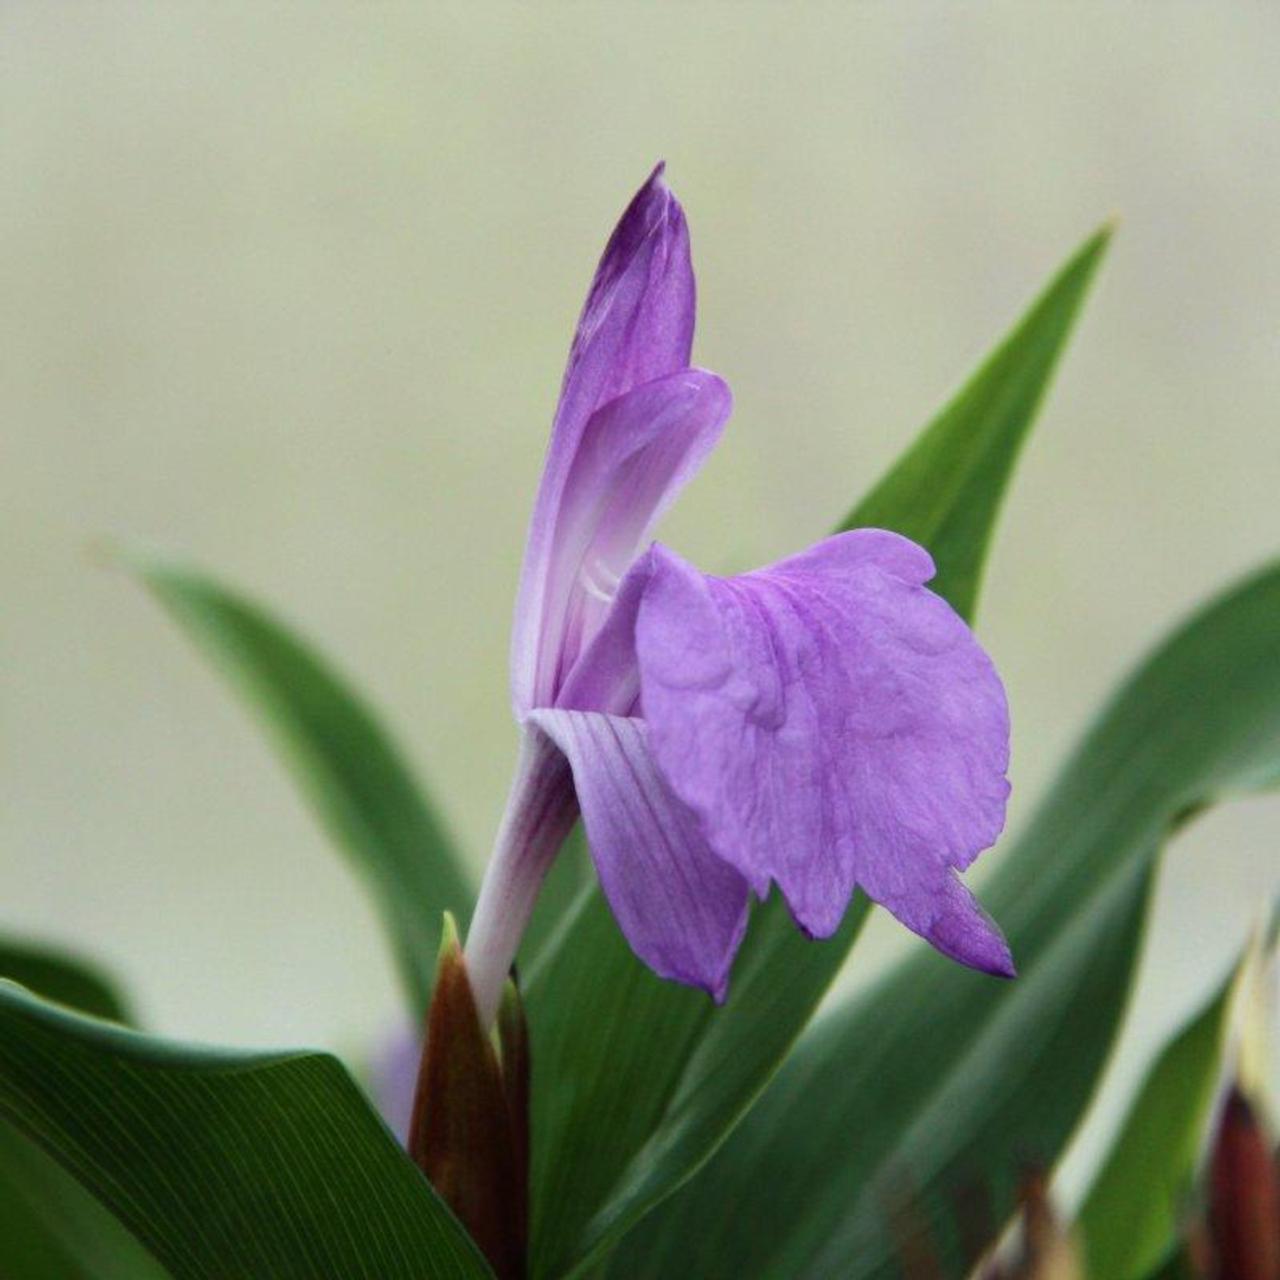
463 165 1012 1025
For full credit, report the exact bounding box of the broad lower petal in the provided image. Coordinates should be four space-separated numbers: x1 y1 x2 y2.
512 166 697 715
529 708 750 999
635 530 1013 976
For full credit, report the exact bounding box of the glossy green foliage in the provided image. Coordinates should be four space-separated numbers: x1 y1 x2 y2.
0 943 168 1278
0 1122 171 1280
0 980 492 1279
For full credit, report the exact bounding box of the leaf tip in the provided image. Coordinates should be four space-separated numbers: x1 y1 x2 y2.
1077 218 1116 274
91 536 188 598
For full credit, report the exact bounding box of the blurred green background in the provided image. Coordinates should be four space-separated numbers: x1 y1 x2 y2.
2 5 1276 1209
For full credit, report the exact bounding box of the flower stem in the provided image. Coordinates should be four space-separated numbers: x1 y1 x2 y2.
464 729 578 1028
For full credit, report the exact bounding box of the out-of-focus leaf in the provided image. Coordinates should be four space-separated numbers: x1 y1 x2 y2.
984 1170 1083 1280
0 980 492 1279
132 559 473 1011
614 562 1280 1279
1079 960 1241 1279
0 937 131 1024
524 228 1110 1279
1147 1250 1205 1280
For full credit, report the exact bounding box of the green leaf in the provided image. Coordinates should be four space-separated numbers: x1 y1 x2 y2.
0 980 492 1279
842 223 1113 619
1079 957 1242 1279
524 227 1110 1278
0 942 167 1277
527 892 870 1279
614 561 1280 1279
0 1121 172 1279
0 936 132 1024
1147 1249 1201 1280
131 558 473 1011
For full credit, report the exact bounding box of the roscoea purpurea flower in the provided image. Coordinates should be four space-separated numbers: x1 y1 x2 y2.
463 165 1013 1027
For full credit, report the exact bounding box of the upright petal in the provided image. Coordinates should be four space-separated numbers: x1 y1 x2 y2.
556 163 695 444
512 166 698 715
526 370 730 706
528 709 750 999
635 530 1013 976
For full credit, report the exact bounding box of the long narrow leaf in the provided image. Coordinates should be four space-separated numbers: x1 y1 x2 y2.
0 936 131 1025
842 224 1112 618
525 227 1111 1278
133 560 473 1011
0 981 492 1279
1078 954 1243 1279
0 942 167 1277
0 1122 172 1280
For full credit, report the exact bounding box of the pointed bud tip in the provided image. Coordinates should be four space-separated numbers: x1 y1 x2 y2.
634 159 681 224
439 910 461 958
432 912 474 1010
411 920 526 1279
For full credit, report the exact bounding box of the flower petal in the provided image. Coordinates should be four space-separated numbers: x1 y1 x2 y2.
522 370 730 706
529 709 750 999
512 166 697 716
554 549 652 716
557 163 695 447
635 530 1013 976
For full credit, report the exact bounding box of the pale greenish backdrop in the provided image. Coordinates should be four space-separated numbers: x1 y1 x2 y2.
2 5 1276 1209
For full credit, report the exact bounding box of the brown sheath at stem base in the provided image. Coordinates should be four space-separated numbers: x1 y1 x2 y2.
408 915 529 1280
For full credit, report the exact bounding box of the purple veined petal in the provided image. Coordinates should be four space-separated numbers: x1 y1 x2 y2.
879 869 1014 977
522 370 730 707
512 166 697 717
528 709 750 1000
558 163 696 437
634 530 1014 977
553 548 654 716
464 728 580 1028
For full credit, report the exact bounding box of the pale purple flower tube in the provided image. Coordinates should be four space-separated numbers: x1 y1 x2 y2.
464 166 1012 1026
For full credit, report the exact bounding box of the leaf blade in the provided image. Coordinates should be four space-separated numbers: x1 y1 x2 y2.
0 936 132 1025
132 559 473 1011
0 1121 172 1280
0 980 493 1280
843 224 1111 618
1078 957 1242 1279
0 943 167 1278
